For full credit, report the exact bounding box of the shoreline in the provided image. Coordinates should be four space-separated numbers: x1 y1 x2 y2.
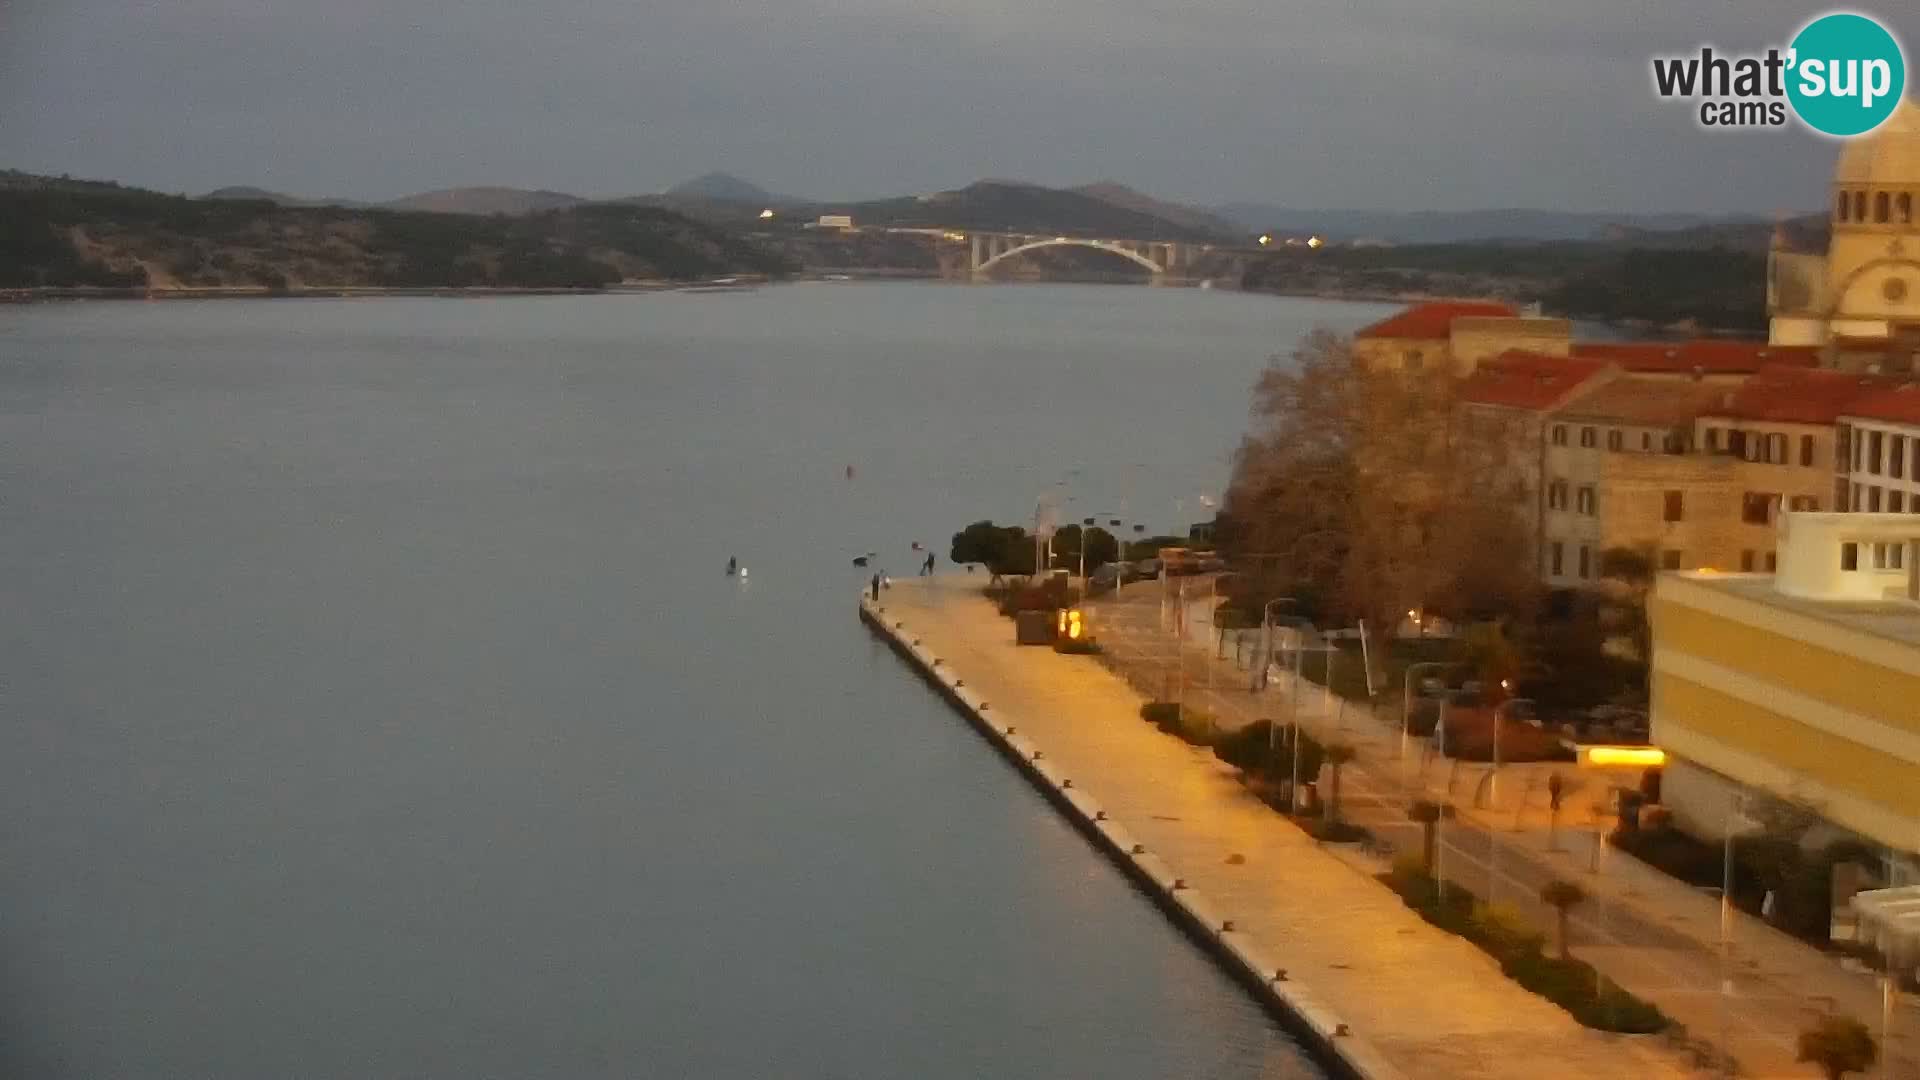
857 594 1399 1080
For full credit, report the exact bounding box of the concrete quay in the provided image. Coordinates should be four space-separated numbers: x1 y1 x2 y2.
862 577 1706 1080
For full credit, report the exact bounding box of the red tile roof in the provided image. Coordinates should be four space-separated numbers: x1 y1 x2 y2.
1354 301 1518 340
1456 350 1611 411
1569 340 1821 374
1841 384 1920 426
1705 364 1903 424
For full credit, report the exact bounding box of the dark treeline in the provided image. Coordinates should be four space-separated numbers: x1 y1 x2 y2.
0 179 798 290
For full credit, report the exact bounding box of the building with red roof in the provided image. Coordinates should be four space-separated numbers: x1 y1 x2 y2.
1351 301 1574 376
1570 341 1821 380
1839 384 1920 516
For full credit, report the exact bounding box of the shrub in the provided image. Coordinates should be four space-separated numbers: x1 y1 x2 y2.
1798 1015 1878 1079
1139 702 1216 746
1210 719 1324 781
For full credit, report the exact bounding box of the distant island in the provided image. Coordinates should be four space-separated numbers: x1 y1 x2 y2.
0 168 1809 330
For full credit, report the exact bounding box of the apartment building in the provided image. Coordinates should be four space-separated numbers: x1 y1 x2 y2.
1839 385 1920 514
1651 513 1920 887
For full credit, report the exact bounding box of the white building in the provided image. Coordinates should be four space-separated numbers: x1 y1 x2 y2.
1840 384 1920 513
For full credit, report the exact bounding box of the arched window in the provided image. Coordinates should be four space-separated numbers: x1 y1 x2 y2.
1900 193 1914 225
1854 190 1868 221
1838 191 1850 221
1875 191 1891 223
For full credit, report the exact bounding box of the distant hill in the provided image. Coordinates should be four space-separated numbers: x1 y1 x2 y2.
1072 182 1242 240
2 171 795 291
202 185 364 209
1213 205 1781 245
828 180 1218 241
664 172 785 206
1598 213 1828 253
381 187 586 215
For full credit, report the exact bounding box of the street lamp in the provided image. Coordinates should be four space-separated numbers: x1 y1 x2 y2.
1401 661 1448 761
1254 596 1297 691
1491 695 1536 805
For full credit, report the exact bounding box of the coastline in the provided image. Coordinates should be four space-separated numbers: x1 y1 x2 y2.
856 593 1400 1080
859 578 1705 1080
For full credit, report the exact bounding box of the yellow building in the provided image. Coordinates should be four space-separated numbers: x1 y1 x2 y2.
1650 512 1920 880
1769 97 1920 370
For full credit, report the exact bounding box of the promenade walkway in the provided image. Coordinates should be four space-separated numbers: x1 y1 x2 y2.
873 576 1705 1080
1091 577 1918 1079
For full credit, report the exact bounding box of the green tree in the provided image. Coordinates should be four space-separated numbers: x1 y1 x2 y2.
1539 879 1587 960
949 520 1034 578
1796 1015 1877 1080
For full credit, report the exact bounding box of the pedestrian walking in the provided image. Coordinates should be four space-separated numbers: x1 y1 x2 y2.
923 552 936 576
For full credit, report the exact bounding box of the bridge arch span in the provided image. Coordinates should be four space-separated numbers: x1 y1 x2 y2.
974 238 1165 276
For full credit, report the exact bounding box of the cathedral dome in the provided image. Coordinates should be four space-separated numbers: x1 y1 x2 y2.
1834 97 1920 186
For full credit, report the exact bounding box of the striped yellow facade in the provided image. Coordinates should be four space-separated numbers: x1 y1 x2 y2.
1652 599 1920 738
1650 581 1920 853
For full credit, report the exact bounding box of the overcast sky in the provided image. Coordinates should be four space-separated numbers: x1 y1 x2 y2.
1 1 1911 212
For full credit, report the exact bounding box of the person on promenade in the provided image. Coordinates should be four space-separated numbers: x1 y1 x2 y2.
870 573 881 601
726 556 737 576
922 552 936 576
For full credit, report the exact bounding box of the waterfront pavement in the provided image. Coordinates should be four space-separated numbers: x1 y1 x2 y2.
1091 577 1919 1080
871 576 1710 1080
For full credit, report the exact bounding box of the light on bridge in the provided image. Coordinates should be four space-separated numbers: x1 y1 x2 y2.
1257 234 1271 246
1306 235 1324 249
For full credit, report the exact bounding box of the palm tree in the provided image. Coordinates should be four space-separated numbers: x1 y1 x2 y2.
1539 879 1587 960
1322 743 1356 824
1797 1014 1873 1068
1408 799 1443 874
1797 1016 1877 1079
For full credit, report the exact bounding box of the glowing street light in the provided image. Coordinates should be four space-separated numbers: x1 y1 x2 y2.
1257 234 1272 246
1306 235 1324 249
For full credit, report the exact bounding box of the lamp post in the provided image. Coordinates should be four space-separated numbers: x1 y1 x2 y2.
1491 693 1535 806
1255 596 1297 691
1078 516 1096 583
1401 661 1447 762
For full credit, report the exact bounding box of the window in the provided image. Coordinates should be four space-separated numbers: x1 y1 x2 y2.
1729 430 1749 458
1740 550 1755 572
1893 491 1907 513
1769 433 1789 464
1578 545 1591 579
1894 435 1907 479
1842 542 1859 571
1870 430 1884 474
1765 552 1778 572
1705 427 1722 453
1579 426 1597 448
1900 192 1915 225
1550 542 1564 576
1662 549 1683 571
1838 191 1850 221
1551 425 1568 446
1577 486 1596 515
1664 432 1686 454
1642 432 1654 451
1547 480 1568 510
1741 492 1773 525
1870 486 1884 512
1852 482 1863 509
1854 190 1868 221
1912 438 1919 481
1801 434 1815 467
1873 542 1905 571
1788 495 1820 512
1875 191 1891 223
1664 490 1684 522
1607 429 1623 451
1839 424 1854 471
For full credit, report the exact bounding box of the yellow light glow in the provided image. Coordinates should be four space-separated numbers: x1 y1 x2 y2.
758 208 775 219
1581 746 1667 769
1695 567 1717 575
1258 234 1271 246
1306 235 1324 249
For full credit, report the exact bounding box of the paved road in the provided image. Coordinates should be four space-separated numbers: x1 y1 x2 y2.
1091 578 1918 1079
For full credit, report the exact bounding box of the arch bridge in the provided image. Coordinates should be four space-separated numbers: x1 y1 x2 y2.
964 231 1207 280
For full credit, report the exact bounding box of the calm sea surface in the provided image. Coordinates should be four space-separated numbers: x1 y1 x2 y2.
0 283 1394 1079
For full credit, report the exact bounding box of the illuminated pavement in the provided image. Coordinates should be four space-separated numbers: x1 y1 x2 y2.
874 576 1709 1080
1090 576 1919 1080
